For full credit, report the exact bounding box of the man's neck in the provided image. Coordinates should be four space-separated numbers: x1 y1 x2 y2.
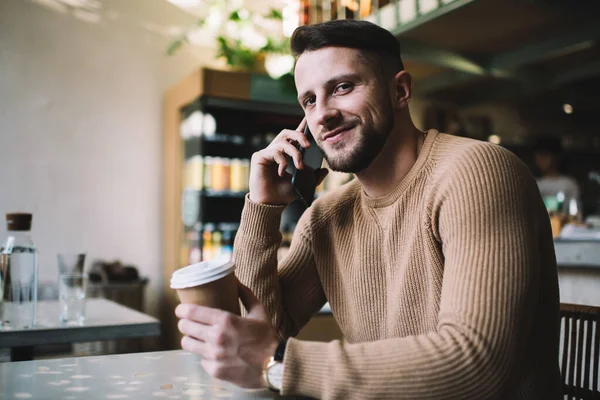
356 125 425 198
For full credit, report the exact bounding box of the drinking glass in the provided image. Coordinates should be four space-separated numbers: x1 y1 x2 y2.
57 253 87 324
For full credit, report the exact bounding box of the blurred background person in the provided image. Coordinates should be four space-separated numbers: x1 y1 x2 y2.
533 136 581 210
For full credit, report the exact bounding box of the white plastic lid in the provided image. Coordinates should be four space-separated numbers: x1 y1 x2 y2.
170 257 235 289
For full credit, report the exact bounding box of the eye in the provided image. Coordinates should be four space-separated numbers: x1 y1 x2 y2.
334 82 353 93
303 96 316 107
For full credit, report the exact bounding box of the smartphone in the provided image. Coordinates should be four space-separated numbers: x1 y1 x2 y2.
290 125 324 207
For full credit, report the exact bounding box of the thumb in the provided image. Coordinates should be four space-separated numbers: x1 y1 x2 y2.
315 167 329 187
237 280 269 322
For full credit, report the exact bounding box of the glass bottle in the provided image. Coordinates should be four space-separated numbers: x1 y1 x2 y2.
221 229 234 261
1 213 39 330
567 198 583 224
202 224 214 261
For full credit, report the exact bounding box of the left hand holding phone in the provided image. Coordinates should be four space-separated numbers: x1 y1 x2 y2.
248 118 328 206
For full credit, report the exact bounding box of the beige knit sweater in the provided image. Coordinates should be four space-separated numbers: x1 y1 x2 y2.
234 130 562 399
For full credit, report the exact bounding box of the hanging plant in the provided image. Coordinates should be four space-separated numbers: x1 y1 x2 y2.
168 5 293 78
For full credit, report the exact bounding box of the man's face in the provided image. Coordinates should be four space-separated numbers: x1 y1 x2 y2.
534 151 557 175
294 47 395 173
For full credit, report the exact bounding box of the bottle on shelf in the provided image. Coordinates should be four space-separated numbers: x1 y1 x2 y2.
188 230 202 264
230 159 244 192
191 157 250 194
202 224 215 261
241 159 251 191
211 158 225 192
221 158 231 192
188 111 204 138
184 155 204 190
567 198 583 224
180 110 204 139
185 155 253 193
203 157 214 190
203 113 217 137
212 229 223 260
195 223 239 262
221 229 234 260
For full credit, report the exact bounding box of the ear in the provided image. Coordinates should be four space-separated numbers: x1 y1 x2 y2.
392 71 413 110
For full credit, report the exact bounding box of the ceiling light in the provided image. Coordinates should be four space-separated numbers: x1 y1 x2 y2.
563 103 573 114
73 9 101 23
167 0 203 9
31 0 69 14
488 135 501 145
58 0 101 8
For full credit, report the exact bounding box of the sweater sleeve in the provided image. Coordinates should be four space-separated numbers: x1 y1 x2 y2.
233 195 327 339
280 144 545 399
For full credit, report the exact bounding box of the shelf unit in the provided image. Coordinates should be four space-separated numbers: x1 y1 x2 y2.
179 94 304 261
162 67 302 349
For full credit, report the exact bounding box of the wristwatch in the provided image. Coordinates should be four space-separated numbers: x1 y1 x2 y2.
263 339 287 392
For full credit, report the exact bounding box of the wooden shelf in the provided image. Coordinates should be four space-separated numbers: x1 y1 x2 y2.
201 134 245 145
202 189 248 198
199 96 303 117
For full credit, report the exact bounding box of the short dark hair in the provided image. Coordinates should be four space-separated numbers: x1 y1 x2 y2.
291 20 404 75
534 136 563 156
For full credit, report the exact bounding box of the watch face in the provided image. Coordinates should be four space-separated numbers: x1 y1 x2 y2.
267 362 284 390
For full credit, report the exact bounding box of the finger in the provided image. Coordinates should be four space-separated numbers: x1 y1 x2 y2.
181 335 209 357
271 149 288 177
277 129 310 148
177 318 213 342
182 336 230 363
238 282 269 322
175 304 225 325
296 117 307 132
315 168 329 186
276 141 304 170
255 143 303 175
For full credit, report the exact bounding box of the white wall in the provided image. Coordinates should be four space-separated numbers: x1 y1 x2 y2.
0 0 218 316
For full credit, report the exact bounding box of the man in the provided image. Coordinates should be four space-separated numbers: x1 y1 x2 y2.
175 20 562 399
533 135 580 211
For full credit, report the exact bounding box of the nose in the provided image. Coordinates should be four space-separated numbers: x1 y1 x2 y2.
315 99 341 131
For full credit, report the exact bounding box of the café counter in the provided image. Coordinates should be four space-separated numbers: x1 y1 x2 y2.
555 239 600 306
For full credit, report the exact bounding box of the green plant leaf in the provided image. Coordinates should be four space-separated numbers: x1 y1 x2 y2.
229 10 241 21
167 37 187 56
267 8 283 20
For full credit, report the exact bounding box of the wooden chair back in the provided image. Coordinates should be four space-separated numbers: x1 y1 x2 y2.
560 303 600 399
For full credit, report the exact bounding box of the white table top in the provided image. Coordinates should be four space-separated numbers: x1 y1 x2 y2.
0 350 310 399
0 299 160 348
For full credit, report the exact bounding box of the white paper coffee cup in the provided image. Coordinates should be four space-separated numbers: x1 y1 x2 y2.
171 257 240 315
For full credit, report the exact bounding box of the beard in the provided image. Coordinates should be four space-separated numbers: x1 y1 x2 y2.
322 101 395 174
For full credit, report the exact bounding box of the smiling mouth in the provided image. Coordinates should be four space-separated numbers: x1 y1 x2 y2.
322 126 354 143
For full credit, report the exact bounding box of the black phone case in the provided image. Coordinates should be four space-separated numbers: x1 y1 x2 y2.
291 125 323 207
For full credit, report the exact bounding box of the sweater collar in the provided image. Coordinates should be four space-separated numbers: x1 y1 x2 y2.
360 129 438 209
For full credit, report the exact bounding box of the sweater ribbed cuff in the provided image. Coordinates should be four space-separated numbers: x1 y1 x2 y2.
281 338 329 398
238 194 287 239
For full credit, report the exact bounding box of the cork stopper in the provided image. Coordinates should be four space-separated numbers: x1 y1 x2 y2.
6 213 32 231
